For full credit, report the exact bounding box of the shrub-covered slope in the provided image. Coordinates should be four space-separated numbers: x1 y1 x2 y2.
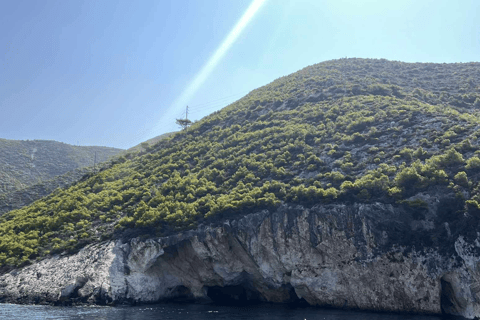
0 139 123 196
1 58 480 267
0 167 94 215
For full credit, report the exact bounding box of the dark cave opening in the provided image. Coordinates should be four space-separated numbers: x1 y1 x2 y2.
165 285 195 303
283 284 309 307
205 283 309 306
440 276 461 316
206 285 264 305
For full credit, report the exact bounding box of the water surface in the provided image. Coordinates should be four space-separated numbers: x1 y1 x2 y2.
0 303 449 320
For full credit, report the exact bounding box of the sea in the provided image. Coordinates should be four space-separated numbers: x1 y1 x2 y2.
0 303 449 320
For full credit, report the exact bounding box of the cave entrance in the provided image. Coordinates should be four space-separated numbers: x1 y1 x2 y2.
206 285 264 305
206 283 309 306
440 275 466 316
165 285 195 303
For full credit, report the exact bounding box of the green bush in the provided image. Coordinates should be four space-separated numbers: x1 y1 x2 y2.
394 167 424 191
454 171 469 187
427 149 464 168
466 157 480 170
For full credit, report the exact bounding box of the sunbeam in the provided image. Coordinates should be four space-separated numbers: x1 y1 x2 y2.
153 0 268 135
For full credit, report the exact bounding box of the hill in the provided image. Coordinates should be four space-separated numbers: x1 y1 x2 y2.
1 58 480 269
0 167 95 215
0 139 123 198
0 135 175 215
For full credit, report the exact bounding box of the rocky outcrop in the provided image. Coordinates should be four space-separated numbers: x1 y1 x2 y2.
1 203 480 318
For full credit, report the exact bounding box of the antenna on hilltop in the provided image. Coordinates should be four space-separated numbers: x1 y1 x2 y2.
93 151 97 173
342 58 347 97
175 106 192 130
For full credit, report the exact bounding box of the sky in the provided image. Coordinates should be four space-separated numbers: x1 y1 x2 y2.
1 0 479 149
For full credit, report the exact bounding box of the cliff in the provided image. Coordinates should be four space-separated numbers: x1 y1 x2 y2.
2 202 480 319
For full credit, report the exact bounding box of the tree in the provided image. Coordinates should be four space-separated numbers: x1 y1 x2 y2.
176 118 192 130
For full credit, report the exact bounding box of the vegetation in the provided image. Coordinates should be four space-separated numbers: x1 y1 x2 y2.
176 119 193 130
0 139 122 197
1 58 480 268
0 167 94 215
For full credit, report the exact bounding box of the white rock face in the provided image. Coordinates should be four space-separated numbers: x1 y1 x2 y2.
0 241 116 304
1 203 480 319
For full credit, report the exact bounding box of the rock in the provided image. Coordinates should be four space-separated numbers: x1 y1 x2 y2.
1 203 480 318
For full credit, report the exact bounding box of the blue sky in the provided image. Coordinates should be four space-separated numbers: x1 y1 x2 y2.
1 0 478 149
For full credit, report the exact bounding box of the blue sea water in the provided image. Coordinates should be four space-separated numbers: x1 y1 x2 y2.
0 303 448 320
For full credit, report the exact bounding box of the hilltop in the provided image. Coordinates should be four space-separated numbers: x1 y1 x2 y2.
1 58 480 268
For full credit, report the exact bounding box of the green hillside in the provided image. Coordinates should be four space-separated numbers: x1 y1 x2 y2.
1 58 480 267
0 167 94 215
0 139 123 197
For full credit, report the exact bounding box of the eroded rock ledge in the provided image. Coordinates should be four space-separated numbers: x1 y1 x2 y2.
1 203 480 319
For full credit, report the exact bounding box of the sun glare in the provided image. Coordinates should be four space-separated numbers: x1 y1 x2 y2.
155 0 268 133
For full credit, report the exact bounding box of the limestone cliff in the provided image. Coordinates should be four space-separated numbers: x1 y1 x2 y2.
1 202 480 319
